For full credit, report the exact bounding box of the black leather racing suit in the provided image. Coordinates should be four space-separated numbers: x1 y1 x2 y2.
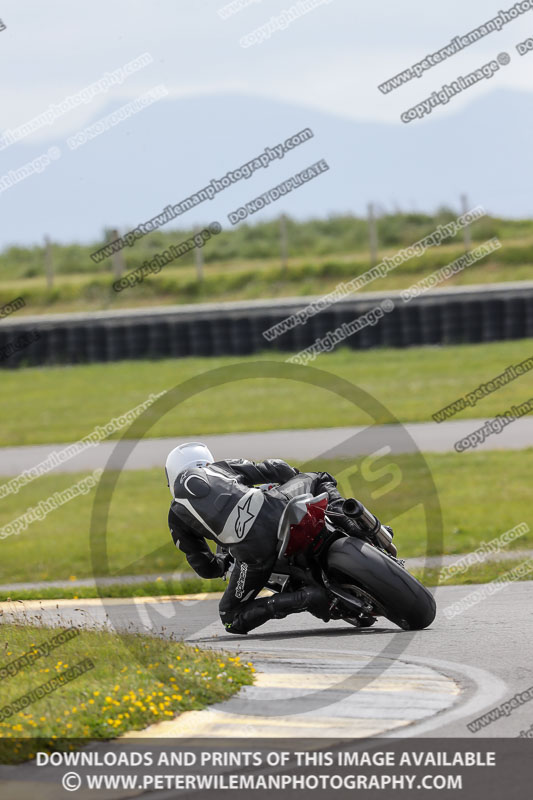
168 458 346 634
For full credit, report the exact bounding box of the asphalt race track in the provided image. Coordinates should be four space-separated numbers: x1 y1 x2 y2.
2 417 533 477
2 417 533 738
2 414 531 743
1 579 531 739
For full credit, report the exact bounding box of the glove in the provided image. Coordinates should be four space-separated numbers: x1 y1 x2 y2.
214 552 233 577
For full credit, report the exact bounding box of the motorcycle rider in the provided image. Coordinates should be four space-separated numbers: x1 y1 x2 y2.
166 442 386 635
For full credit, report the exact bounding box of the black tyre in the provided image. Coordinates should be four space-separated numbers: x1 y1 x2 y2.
326 536 436 630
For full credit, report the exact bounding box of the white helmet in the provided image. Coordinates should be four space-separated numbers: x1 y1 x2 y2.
165 442 214 496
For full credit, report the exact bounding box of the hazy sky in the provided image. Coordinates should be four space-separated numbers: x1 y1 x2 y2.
1 1 532 246
2 0 533 140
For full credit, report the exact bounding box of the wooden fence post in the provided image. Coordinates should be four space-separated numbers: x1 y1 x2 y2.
44 235 54 290
460 194 472 254
110 228 126 279
367 203 378 266
194 227 204 282
280 214 288 276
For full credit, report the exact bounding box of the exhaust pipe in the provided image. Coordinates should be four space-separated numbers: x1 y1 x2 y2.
342 498 397 557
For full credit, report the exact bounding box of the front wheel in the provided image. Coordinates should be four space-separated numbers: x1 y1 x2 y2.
325 536 436 630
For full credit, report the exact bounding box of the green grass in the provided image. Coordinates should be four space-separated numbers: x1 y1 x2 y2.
1 340 532 446
0 211 531 314
0 211 524 281
1 244 530 315
0 624 253 762
412 559 533 588
0 578 227 603
1 451 531 586
3 558 533 602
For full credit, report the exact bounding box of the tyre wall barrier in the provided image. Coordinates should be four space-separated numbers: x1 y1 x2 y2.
1 285 532 368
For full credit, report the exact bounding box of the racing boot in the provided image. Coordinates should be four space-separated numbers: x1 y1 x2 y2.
224 586 330 635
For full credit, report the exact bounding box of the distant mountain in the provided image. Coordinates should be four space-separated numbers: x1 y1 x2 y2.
0 89 531 248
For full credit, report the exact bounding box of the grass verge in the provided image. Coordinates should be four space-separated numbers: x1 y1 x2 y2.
1 249 530 315
0 211 529 310
411 558 533 587
0 624 253 763
1 450 531 585
1 339 532 445
2 559 533 603
0 578 227 602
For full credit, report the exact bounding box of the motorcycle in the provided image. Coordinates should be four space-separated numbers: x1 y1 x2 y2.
222 492 436 630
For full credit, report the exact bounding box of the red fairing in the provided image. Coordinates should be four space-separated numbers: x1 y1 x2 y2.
284 497 328 556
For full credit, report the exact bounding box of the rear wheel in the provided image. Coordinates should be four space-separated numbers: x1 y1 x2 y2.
326 536 436 630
